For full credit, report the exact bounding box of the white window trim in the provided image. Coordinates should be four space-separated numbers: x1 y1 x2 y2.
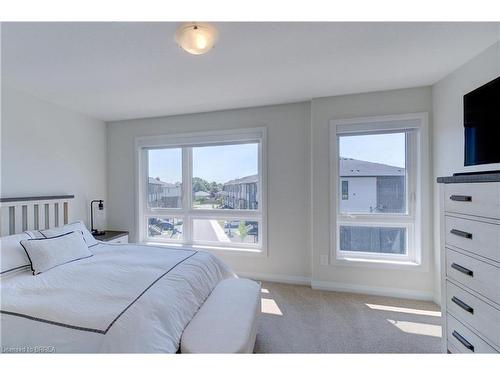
329 113 430 270
135 127 268 256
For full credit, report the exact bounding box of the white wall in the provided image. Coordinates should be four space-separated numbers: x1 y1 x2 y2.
310 87 435 300
106 102 311 281
1 86 107 229
431 41 500 302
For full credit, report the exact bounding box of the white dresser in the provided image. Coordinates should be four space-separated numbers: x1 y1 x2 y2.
438 175 500 354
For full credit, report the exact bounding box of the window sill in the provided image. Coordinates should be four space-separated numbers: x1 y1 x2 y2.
331 256 425 271
142 241 266 257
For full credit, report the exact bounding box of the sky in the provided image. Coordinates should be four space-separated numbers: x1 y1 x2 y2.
148 133 404 184
339 132 406 168
149 143 258 183
149 148 182 183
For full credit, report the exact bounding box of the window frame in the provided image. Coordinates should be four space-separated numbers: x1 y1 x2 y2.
329 113 429 268
135 127 267 256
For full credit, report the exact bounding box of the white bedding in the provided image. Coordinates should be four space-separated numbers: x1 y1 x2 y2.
0 242 234 353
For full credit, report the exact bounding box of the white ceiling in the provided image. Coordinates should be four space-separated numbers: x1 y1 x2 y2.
2 22 499 122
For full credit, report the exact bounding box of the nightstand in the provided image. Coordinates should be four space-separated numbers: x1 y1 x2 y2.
93 230 129 244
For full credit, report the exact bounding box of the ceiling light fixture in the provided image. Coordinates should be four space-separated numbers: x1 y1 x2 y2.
175 23 219 55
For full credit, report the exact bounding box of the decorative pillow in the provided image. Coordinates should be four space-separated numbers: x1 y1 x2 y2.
41 220 98 247
1 233 31 275
20 231 93 275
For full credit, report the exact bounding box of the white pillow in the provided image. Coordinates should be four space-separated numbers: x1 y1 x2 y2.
41 220 98 247
20 231 93 275
0 233 31 275
25 230 45 239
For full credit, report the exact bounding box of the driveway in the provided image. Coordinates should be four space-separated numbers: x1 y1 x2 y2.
193 219 230 242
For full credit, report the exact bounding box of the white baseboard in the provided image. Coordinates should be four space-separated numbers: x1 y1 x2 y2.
236 272 433 301
310 280 434 301
237 271 310 286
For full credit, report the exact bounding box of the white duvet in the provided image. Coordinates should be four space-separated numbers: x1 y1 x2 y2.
0 243 234 353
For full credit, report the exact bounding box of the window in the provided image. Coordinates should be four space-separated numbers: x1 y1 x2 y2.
331 114 428 265
148 217 184 240
339 225 406 254
137 128 266 253
192 143 259 210
339 132 407 215
148 148 182 209
193 219 259 245
341 180 349 200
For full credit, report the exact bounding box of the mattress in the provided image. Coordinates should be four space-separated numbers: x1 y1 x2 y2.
0 242 234 353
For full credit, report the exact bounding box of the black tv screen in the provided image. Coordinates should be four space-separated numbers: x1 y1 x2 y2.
464 76 500 166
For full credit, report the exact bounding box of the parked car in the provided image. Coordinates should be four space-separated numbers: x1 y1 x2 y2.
148 218 182 237
247 223 258 236
224 220 240 229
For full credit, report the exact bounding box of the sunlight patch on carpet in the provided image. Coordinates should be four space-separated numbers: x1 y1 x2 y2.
387 319 442 337
366 303 441 317
261 297 283 316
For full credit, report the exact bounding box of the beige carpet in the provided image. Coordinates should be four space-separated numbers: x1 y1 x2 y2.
254 282 442 353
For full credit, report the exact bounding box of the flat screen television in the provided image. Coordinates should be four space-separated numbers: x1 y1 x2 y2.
464 76 500 166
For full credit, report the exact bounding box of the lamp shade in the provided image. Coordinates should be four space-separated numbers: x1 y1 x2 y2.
175 23 218 55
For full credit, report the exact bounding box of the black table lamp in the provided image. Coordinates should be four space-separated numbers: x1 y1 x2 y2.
90 200 105 235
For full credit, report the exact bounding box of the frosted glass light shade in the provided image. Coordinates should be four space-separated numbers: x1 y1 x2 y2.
175 23 219 55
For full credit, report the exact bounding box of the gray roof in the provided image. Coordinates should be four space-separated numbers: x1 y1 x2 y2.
148 177 180 188
223 174 258 185
340 158 405 177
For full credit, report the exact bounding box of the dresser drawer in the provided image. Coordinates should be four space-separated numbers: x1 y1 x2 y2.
445 216 500 263
445 182 500 220
447 340 462 353
447 314 497 353
446 281 500 347
446 248 500 303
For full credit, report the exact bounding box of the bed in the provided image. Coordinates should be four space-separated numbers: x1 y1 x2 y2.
0 195 260 353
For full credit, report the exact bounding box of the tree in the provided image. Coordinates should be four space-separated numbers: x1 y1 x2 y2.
238 221 248 241
209 181 222 197
192 177 209 192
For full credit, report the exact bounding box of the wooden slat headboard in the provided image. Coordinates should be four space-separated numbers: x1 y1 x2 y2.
0 195 74 236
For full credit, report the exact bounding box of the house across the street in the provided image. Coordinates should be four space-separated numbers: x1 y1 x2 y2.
219 175 258 210
339 158 405 213
148 177 182 208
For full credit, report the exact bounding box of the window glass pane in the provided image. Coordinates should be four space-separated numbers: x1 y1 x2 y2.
339 132 406 214
148 148 182 208
193 219 259 245
339 225 406 254
341 180 349 200
192 143 259 210
148 217 183 240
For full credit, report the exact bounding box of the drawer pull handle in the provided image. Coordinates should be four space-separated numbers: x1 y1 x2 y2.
451 263 474 277
451 296 474 314
452 330 474 352
450 195 472 202
450 229 473 239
